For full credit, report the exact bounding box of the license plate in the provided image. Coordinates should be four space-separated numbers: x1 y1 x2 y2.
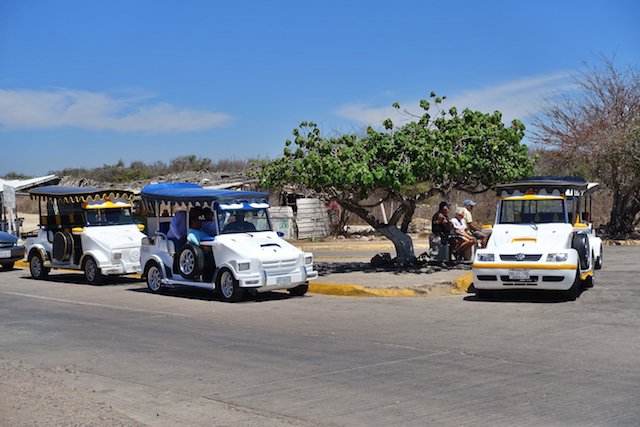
0 250 10 258
509 269 530 280
276 276 291 285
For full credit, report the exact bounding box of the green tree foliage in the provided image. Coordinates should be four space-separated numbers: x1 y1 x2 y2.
257 93 534 261
533 57 640 236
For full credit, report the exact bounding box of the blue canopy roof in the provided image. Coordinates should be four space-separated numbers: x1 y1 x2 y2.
140 183 269 211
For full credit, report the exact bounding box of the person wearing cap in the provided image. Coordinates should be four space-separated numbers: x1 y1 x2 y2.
462 199 487 248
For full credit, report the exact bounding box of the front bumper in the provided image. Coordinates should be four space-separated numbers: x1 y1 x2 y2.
237 266 318 290
0 246 25 262
473 262 578 290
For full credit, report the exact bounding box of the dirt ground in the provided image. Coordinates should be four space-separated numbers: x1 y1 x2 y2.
0 358 142 426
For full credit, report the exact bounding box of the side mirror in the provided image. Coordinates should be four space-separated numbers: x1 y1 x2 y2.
277 231 284 237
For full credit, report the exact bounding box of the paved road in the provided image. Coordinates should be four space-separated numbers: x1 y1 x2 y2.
1 246 639 426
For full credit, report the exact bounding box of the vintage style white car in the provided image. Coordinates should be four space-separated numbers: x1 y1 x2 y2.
473 177 603 300
139 183 317 301
25 186 145 283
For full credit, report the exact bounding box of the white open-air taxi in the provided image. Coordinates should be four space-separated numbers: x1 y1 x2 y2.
139 183 317 301
473 177 603 300
26 186 145 283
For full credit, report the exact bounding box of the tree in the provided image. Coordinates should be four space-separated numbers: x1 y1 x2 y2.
257 93 534 262
533 57 640 236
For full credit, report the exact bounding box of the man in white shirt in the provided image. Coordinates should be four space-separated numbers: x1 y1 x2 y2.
451 207 475 259
462 200 487 248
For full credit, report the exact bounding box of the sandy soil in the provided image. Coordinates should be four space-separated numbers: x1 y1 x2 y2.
0 357 143 426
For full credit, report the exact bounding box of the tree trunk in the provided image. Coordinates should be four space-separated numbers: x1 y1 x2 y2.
377 225 416 263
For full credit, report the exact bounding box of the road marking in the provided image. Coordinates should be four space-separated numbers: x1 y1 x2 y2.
2 291 191 318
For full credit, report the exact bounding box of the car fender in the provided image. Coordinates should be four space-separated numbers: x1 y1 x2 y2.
142 254 168 280
27 244 49 262
80 250 110 268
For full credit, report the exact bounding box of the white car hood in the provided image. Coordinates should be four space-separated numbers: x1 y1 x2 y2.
489 223 573 252
215 232 302 260
83 225 145 250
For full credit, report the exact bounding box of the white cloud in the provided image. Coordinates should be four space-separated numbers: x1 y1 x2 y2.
0 88 234 132
334 72 575 126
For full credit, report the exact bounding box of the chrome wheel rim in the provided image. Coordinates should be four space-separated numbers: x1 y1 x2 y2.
180 251 195 275
220 271 234 299
148 266 161 291
31 256 42 277
86 259 96 281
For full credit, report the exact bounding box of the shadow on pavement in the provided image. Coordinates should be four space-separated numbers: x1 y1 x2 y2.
316 261 471 276
20 273 141 287
463 287 589 303
127 286 308 303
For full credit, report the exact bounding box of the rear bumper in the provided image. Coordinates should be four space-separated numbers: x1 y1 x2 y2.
101 262 142 275
473 263 577 290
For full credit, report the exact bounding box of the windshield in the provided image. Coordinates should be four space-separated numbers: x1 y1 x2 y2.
218 209 271 234
499 199 566 224
84 208 135 226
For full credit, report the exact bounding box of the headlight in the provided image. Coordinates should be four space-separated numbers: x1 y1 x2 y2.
546 253 568 262
113 252 122 260
238 262 251 271
476 253 495 262
304 255 313 265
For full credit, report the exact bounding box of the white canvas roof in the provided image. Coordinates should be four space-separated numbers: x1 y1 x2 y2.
0 175 59 193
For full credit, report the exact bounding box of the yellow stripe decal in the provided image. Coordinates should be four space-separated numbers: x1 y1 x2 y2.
511 238 537 243
473 263 577 270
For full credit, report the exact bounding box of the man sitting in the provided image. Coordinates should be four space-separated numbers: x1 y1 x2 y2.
451 207 476 260
223 211 257 233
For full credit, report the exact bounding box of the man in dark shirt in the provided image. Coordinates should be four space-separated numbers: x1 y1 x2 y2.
432 201 452 237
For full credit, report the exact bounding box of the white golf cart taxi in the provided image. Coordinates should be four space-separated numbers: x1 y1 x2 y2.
473 177 603 300
139 183 317 301
26 186 145 283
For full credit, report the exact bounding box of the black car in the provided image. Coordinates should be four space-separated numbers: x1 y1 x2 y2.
0 231 25 270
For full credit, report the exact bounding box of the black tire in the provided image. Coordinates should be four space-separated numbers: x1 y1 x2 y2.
1 261 15 270
216 268 244 302
595 246 603 270
29 251 50 279
288 283 309 297
571 233 590 270
83 256 103 284
53 231 74 262
176 244 205 280
144 261 163 294
564 268 581 301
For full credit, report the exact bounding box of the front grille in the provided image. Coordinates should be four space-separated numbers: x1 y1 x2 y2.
500 254 542 261
0 242 14 248
262 258 297 274
500 275 539 283
476 275 497 281
502 283 538 287
542 276 565 282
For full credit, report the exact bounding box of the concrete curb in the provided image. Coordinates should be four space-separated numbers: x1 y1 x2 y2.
451 272 473 294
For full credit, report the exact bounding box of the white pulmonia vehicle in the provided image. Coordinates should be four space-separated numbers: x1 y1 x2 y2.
139 183 317 301
26 186 146 283
473 177 603 300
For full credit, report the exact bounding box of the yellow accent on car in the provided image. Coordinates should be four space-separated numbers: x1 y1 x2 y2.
500 195 564 201
473 263 577 270
511 238 537 243
137 224 145 231
71 227 84 234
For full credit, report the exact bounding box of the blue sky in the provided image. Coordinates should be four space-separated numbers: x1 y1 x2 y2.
1 0 638 176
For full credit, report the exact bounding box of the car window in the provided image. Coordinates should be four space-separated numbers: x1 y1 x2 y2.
85 208 135 226
499 199 566 224
218 209 271 234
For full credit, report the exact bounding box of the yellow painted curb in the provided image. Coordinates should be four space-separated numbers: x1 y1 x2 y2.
451 272 473 294
15 260 28 269
308 282 417 297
